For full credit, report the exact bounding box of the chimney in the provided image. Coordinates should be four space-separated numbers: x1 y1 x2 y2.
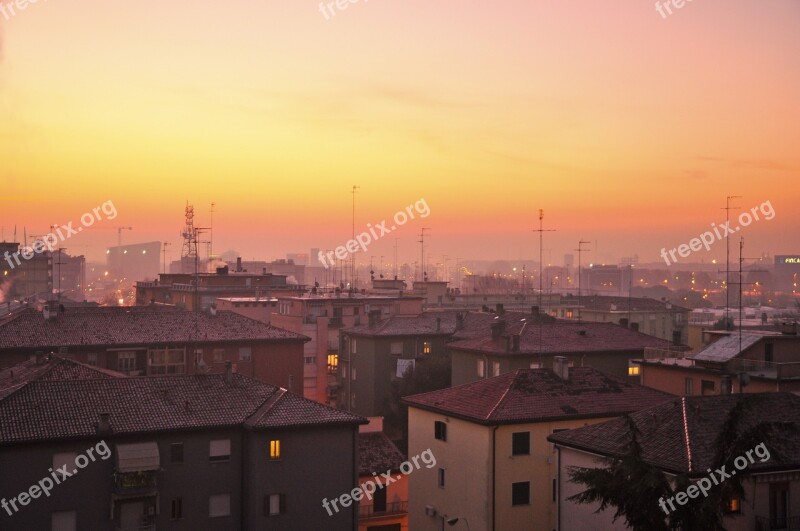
225 360 233 384
455 313 465 331
496 303 505 315
512 334 520 352
720 374 732 395
96 413 112 436
780 322 798 335
491 319 506 339
553 356 569 380
436 317 441 331
236 257 243 272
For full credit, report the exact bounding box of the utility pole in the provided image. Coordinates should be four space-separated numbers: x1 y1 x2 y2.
533 209 556 314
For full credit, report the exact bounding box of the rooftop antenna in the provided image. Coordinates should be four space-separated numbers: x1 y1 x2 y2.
393 238 399 279
575 240 591 323
723 195 741 328
419 228 431 282
351 185 360 291
533 209 556 315
162 242 171 274
208 202 216 260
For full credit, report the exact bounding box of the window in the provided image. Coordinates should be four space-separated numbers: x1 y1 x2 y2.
53 453 77 480
118 351 136 372
327 354 338 374
726 496 741 514
492 361 501 377
529 362 542 369
434 421 447 442
209 439 231 462
213 348 225 363
351 368 357 381
170 443 184 463
423 341 432 354
269 440 281 459
51 510 76 531
390 341 403 355
171 498 183 519
512 481 531 506
438 468 445 488
265 494 286 516
87 353 97 366
566 310 574 319
512 432 530 456
765 343 774 363
209 494 231 517
628 363 640 376
373 484 387 512
350 392 356 408
552 478 557 502
701 380 715 395
685 377 693 396
304 356 316 365
351 339 357 354
148 348 184 375
239 346 252 362
477 359 486 378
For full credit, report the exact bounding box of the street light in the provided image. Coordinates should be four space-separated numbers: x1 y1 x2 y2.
447 516 471 530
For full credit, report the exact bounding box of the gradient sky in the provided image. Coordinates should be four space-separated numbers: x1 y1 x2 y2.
1 0 799 268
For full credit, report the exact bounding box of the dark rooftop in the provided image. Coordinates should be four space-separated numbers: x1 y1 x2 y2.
0 373 365 445
448 319 675 355
402 367 674 425
0 355 125 400
548 393 800 476
358 432 406 475
565 295 689 314
0 306 308 351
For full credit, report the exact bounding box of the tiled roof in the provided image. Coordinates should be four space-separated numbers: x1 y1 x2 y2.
358 432 407 475
0 374 365 445
0 306 307 350
0 355 124 400
548 393 800 476
692 333 763 363
448 319 674 355
403 367 674 425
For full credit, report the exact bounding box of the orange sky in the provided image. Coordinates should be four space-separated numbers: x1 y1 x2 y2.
1 0 799 266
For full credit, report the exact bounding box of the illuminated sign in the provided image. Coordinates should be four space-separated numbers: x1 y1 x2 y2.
777 256 800 265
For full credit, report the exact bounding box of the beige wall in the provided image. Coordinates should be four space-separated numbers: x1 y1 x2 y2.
409 407 613 531
408 408 493 531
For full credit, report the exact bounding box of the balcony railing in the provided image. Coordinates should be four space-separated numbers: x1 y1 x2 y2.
358 501 408 518
733 359 800 379
643 347 692 360
756 515 800 531
113 472 158 496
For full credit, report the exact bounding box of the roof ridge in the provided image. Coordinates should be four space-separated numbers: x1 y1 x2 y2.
485 370 520 421
680 397 693 473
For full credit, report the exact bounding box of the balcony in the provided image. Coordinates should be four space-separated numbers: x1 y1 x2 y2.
756 515 800 531
733 359 800 380
359 501 408 519
113 471 158 497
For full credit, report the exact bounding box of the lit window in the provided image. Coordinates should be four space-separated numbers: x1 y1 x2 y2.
628 365 640 376
726 497 741 514
530 362 542 369
423 341 432 354
493 362 501 377
270 440 281 460
327 354 338 374
477 359 486 378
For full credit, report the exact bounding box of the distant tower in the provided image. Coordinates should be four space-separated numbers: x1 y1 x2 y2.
181 202 198 261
